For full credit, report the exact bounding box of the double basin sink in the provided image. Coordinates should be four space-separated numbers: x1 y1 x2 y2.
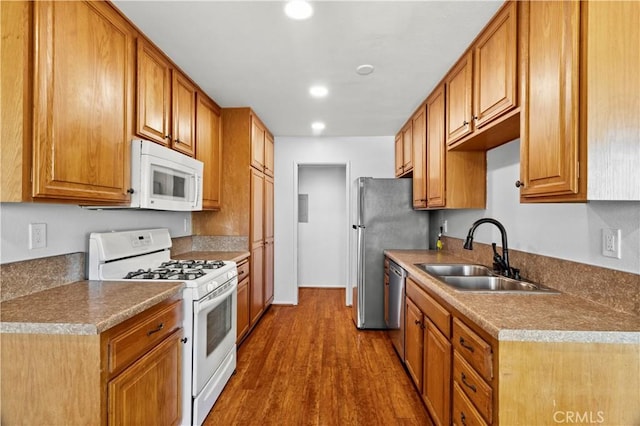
416 263 560 294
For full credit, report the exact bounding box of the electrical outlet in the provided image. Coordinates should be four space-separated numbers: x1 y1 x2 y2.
442 220 448 233
29 223 47 249
602 228 621 259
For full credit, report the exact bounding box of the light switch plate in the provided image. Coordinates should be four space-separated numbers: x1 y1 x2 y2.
602 228 621 259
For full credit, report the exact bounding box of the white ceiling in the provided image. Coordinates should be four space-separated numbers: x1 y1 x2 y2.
113 0 504 137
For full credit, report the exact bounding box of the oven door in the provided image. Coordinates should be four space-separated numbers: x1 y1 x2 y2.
192 278 237 396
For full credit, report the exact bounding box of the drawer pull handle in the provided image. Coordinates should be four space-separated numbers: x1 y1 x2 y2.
459 337 475 352
461 372 477 393
147 323 164 336
460 411 467 426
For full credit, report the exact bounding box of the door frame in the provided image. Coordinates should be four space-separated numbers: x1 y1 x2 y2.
293 162 351 306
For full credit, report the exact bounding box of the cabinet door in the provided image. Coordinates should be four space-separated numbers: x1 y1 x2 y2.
405 297 424 391
236 277 250 342
394 133 404 177
171 71 196 157
108 330 182 426
32 1 133 203
446 52 473 145
196 94 222 210
263 175 274 306
250 168 265 247
136 39 171 146
402 122 413 172
251 118 265 171
426 85 446 208
250 167 265 324
423 319 452 426
264 175 274 241
264 133 274 177
473 1 517 128
250 244 264 325
264 240 274 306
520 1 581 199
412 105 427 208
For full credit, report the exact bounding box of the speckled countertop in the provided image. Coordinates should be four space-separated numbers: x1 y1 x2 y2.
172 251 250 264
0 281 183 335
385 250 640 344
0 251 248 336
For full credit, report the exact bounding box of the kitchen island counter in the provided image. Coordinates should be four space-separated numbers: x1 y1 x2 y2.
385 250 639 344
0 280 183 335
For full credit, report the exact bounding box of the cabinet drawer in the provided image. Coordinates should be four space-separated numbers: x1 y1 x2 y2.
453 351 492 423
237 260 250 282
406 278 451 337
109 300 182 375
452 381 488 426
453 318 493 381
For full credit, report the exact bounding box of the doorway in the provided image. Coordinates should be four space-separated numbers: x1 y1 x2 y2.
295 163 350 305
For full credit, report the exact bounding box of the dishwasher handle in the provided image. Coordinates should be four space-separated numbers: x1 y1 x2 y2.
389 262 406 279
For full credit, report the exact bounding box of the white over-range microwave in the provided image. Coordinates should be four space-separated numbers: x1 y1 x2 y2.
130 139 203 211
86 139 204 211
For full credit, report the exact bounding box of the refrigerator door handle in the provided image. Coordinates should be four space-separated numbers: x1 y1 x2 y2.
355 225 365 327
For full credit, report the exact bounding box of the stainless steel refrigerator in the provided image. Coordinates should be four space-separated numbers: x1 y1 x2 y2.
351 177 429 329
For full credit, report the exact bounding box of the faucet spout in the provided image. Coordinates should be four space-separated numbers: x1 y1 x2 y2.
463 218 511 277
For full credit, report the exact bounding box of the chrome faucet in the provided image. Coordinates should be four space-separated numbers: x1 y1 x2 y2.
463 218 517 278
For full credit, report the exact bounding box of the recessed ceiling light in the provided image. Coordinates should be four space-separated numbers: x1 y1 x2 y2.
285 0 313 20
309 85 328 98
311 122 326 131
356 64 375 76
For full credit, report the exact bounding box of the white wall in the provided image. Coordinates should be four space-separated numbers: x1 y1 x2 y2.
0 203 191 264
298 165 346 287
274 136 395 304
436 140 640 274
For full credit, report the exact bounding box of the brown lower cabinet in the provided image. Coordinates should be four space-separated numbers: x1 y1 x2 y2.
406 277 454 426
405 277 495 426
0 297 183 425
236 258 251 343
400 263 638 424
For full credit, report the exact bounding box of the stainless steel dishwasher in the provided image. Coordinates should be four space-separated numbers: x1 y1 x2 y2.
386 260 406 361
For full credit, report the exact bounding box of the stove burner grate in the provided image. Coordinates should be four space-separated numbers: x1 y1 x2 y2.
123 267 207 281
160 259 226 270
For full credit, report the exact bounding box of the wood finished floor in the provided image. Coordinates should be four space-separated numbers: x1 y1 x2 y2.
203 288 432 426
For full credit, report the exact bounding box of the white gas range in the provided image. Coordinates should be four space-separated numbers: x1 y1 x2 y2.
88 228 237 426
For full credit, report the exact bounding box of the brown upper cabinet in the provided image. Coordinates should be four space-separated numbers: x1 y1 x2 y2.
136 38 196 157
250 117 274 177
411 105 427 209
196 94 222 210
30 1 134 203
395 122 414 177
394 134 404 176
265 133 275 178
1 0 224 205
519 0 639 202
446 1 519 151
425 85 486 210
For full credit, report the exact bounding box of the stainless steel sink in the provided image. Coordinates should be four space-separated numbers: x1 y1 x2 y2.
414 263 560 294
440 276 559 293
415 263 493 277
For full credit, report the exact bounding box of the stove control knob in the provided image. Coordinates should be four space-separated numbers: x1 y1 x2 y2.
207 283 214 292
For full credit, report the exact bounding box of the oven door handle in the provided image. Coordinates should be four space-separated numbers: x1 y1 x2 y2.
194 280 237 313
